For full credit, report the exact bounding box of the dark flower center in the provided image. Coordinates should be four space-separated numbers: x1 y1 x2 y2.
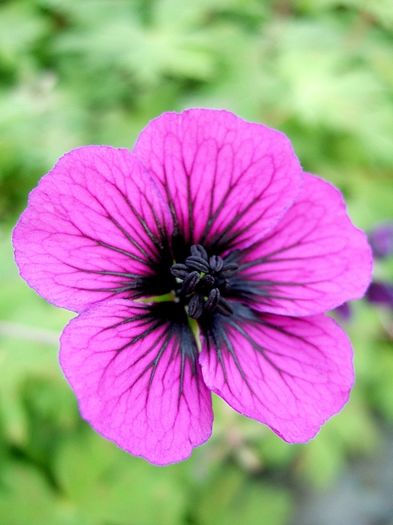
170 244 239 319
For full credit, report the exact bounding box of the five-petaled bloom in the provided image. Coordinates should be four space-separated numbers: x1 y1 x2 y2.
13 109 372 465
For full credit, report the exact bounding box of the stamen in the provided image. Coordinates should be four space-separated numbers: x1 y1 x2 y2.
185 256 210 272
199 274 215 290
188 294 205 319
170 244 239 319
205 288 220 312
209 255 224 272
190 244 208 260
181 271 200 294
171 263 188 278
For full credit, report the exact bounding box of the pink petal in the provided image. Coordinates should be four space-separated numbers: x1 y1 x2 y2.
60 299 213 465
13 146 172 312
199 308 353 442
238 173 372 316
133 109 302 251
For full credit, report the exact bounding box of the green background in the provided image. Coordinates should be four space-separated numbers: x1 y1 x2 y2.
0 1 392 524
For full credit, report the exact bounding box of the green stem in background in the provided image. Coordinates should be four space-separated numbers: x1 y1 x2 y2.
136 292 175 303
188 316 202 352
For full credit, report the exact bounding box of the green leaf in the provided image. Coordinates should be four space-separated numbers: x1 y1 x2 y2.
0 232 71 443
54 431 188 525
0 3 48 67
0 462 66 525
194 466 293 525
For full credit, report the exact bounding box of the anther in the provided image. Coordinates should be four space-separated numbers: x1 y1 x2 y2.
181 271 200 294
170 244 239 319
205 288 220 312
199 273 215 289
185 256 210 273
170 263 188 279
190 244 208 260
209 255 224 272
188 294 205 319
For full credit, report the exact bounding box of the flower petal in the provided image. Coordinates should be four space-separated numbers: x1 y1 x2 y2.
60 299 213 465
238 173 372 316
199 307 353 443
133 109 302 251
13 146 172 312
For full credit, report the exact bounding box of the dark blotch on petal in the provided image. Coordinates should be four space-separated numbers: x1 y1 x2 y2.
222 262 239 276
223 250 242 264
217 298 234 316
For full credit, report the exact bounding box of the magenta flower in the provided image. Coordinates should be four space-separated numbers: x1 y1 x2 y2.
13 109 372 465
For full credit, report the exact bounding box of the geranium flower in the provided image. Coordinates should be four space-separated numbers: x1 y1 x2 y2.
13 109 372 465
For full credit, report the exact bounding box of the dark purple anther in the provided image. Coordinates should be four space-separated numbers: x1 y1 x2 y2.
181 271 200 294
209 255 224 272
205 288 221 312
199 274 215 289
185 256 210 273
190 244 208 260
170 263 188 279
188 294 205 319
170 244 239 316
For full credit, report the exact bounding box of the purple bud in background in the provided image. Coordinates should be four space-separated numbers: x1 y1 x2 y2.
366 281 393 309
334 302 353 322
368 223 393 259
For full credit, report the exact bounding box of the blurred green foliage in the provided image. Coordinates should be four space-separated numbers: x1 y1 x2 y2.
0 1 392 524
